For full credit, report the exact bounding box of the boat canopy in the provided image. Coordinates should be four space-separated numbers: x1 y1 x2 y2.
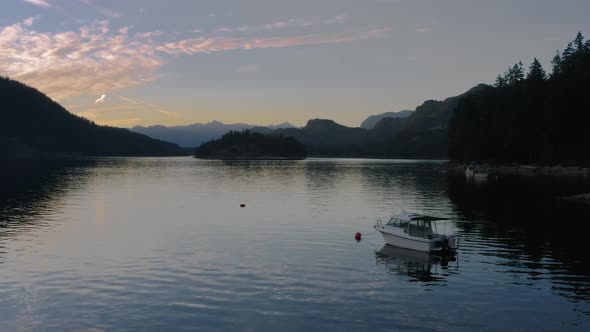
392 212 448 222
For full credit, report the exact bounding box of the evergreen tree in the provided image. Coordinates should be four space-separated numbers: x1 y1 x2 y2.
495 74 507 88
527 58 546 81
514 61 525 82
551 51 562 78
574 31 585 52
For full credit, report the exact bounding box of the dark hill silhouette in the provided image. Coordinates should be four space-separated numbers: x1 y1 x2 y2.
0 77 185 159
360 110 413 129
195 130 306 160
274 119 367 156
268 86 487 158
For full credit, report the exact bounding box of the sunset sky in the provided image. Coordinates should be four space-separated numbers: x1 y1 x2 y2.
2 0 589 127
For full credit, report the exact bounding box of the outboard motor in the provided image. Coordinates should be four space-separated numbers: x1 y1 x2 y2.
441 236 450 252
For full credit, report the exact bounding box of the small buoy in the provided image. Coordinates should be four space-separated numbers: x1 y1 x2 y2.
240 204 245 208
355 232 362 241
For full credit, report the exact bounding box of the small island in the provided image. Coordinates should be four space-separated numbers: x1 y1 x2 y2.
195 130 307 160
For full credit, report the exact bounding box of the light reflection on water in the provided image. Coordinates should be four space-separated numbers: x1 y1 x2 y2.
0 157 589 331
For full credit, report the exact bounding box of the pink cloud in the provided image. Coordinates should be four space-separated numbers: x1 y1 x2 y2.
156 29 390 56
0 17 390 101
263 16 347 30
24 0 50 8
23 16 39 27
0 20 164 100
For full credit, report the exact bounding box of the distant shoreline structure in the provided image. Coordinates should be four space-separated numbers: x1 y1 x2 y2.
450 163 590 177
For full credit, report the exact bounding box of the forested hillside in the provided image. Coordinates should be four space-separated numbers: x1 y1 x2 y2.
449 33 590 166
0 77 185 159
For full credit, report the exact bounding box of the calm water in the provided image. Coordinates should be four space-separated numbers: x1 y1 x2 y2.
1 157 590 331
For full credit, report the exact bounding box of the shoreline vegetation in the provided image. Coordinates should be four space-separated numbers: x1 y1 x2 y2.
195 131 307 160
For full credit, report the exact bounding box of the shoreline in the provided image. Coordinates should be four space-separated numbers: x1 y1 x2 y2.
449 163 590 177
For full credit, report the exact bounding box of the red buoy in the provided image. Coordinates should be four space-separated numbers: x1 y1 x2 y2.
355 232 362 241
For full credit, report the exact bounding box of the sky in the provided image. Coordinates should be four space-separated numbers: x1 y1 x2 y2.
1 0 589 128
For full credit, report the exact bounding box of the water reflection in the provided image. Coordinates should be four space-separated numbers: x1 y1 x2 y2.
375 245 458 282
448 174 590 304
0 160 91 225
0 158 589 330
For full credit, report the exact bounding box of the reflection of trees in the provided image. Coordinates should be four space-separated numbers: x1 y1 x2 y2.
448 174 590 302
0 159 97 242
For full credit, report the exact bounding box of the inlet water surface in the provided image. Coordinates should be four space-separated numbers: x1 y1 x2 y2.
1 158 589 331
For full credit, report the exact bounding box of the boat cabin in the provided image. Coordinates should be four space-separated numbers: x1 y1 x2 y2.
385 213 447 239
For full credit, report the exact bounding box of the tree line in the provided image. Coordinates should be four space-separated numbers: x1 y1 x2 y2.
195 130 307 159
449 32 590 166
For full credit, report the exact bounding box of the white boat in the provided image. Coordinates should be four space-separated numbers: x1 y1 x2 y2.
374 211 459 253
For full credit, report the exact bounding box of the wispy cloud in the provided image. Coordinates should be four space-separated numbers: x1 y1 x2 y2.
119 96 180 118
156 28 390 56
215 27 234 33
264 15 347 30
79 0 122 18
24 0 50 8
95 94 106 103
22 16 39 27
0 19 164 100
0 17 390 101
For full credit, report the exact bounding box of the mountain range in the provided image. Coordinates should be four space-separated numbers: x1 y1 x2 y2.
187 84 487 158
132 121 297 148
1 74 487 160
267 84 487 158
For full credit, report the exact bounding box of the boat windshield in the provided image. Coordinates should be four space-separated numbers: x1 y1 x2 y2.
386 218 408 229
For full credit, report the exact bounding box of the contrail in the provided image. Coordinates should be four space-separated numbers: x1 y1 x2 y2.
95 94 106 104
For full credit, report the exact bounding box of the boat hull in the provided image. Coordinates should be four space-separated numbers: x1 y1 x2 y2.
375 225 458 253
379 231 432 252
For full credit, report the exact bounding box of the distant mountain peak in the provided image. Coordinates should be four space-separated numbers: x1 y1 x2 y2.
305 118 340 127
360 110 413 129
267 122 297 129
206 120 225 126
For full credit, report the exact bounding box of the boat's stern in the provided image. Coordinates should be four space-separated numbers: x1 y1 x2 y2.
431 235 459 253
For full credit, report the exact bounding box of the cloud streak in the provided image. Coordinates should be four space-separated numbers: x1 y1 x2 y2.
0 17 390 101
119 96 180 118
156 28 390 56
24 0 50 8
